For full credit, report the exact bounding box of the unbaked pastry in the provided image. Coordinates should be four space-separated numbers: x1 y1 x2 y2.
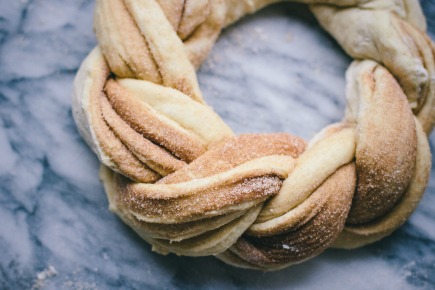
72 0 434 270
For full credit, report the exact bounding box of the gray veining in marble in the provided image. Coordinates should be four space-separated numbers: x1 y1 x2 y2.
1 0 435 289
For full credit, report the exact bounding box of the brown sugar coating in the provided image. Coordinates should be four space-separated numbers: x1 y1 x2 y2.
159 133 305 184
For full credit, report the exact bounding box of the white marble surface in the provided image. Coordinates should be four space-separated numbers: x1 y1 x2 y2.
1 0 435 289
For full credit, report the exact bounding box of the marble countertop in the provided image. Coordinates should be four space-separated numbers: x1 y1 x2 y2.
1 0 435 289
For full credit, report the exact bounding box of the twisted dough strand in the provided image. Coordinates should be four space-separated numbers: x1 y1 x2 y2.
73 0 435 270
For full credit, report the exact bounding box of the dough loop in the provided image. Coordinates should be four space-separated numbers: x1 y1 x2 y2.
73 0 435 270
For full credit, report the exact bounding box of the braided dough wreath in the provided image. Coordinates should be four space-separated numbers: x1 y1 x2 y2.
73 0 435 270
